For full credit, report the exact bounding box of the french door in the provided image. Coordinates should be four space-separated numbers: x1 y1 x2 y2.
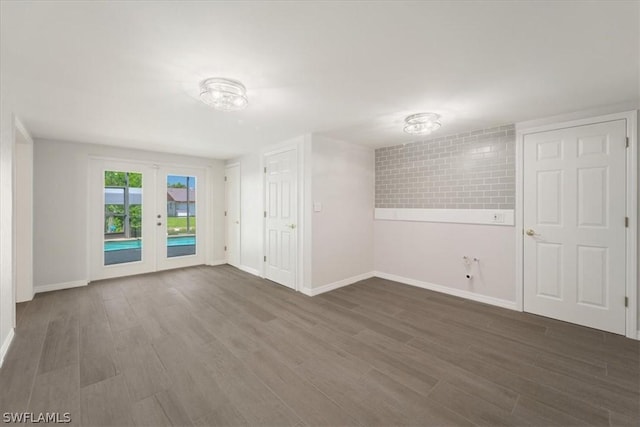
523 120 627 334
89 158 206 281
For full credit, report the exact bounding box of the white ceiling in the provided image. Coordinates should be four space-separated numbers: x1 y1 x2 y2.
1 1 638 159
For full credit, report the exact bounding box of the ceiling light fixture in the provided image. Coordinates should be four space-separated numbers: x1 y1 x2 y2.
199 77 248 111
403 112 442 135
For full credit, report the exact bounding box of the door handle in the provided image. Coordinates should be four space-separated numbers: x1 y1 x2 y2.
525 229 536 236
157 222 162 226
288 224 297 229
235 220 240 224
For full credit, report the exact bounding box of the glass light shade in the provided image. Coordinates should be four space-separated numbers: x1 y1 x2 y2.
199 78 248 111
403 112 442 135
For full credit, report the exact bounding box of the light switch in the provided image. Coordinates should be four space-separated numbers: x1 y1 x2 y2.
313 202 322 212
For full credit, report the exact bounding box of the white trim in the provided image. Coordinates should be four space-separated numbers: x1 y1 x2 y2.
14 117 34 304
87 155 210 172
14 118 34 145
34 279 88 294
224 163 241 267
237 264 261 277
625 111 638 340
300 271 375 297
0 328 15 369
206 259 226 267
205 165 214 266
515 102 639 131
637 330 640 340
374 271 518 311
375 208 515 226
515 110 638 339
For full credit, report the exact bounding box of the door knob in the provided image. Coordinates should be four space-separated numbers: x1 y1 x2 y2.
235 220 240 224
157 222 162 226
288 224 297 229
525 229 536 236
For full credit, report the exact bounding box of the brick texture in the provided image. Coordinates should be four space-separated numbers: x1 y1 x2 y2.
375 124 515 209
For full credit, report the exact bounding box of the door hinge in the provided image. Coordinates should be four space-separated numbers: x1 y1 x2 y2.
264 211 267 218
264 255 267 262
625 296 629 307
224 211 227 216
264 167 267 173
625 217 629 227
224 176 227 181
626 137 629 148
224 246 227 251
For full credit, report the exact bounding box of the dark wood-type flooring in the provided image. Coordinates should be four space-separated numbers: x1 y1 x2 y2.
1 265 638 426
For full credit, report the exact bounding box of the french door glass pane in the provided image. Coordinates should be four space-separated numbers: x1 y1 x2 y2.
104 171 143 265
167 175 196 258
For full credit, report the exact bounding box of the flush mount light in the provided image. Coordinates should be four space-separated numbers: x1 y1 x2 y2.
199 77 248 111
403 112 442 135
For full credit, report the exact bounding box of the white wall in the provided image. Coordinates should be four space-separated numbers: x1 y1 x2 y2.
33 139 225 289
310 135 374 288
229 135 374 292
375 221 516 304
0 107 15 365
15 132 33 302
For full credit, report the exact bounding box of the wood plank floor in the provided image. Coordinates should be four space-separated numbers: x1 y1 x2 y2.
1 265 638 426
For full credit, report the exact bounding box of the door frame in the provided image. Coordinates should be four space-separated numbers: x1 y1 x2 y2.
515 110 638 339
260 137 307 292
225 162 241 267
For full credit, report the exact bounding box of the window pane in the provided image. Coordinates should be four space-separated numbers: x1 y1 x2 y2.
166 175 196 258
104 171 143 265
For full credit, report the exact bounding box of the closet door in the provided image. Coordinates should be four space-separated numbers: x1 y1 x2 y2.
523 120 627 334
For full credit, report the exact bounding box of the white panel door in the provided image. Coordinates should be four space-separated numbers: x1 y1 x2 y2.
225 165 241 267
264 149 297 289
523 120 627 334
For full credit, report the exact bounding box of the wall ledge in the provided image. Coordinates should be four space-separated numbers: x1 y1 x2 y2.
373 271 518 311
375 208 515 226
34 279 88 295
0 328 15 368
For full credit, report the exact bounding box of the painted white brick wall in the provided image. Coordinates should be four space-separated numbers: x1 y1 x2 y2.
375 124 515 209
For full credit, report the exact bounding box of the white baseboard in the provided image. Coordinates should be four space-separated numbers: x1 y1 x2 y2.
0 328 15 369
373 271 518 311
206 259 226 267
637 330 640 340
300 271 375 297
236 264 261 277
34 279 88 294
